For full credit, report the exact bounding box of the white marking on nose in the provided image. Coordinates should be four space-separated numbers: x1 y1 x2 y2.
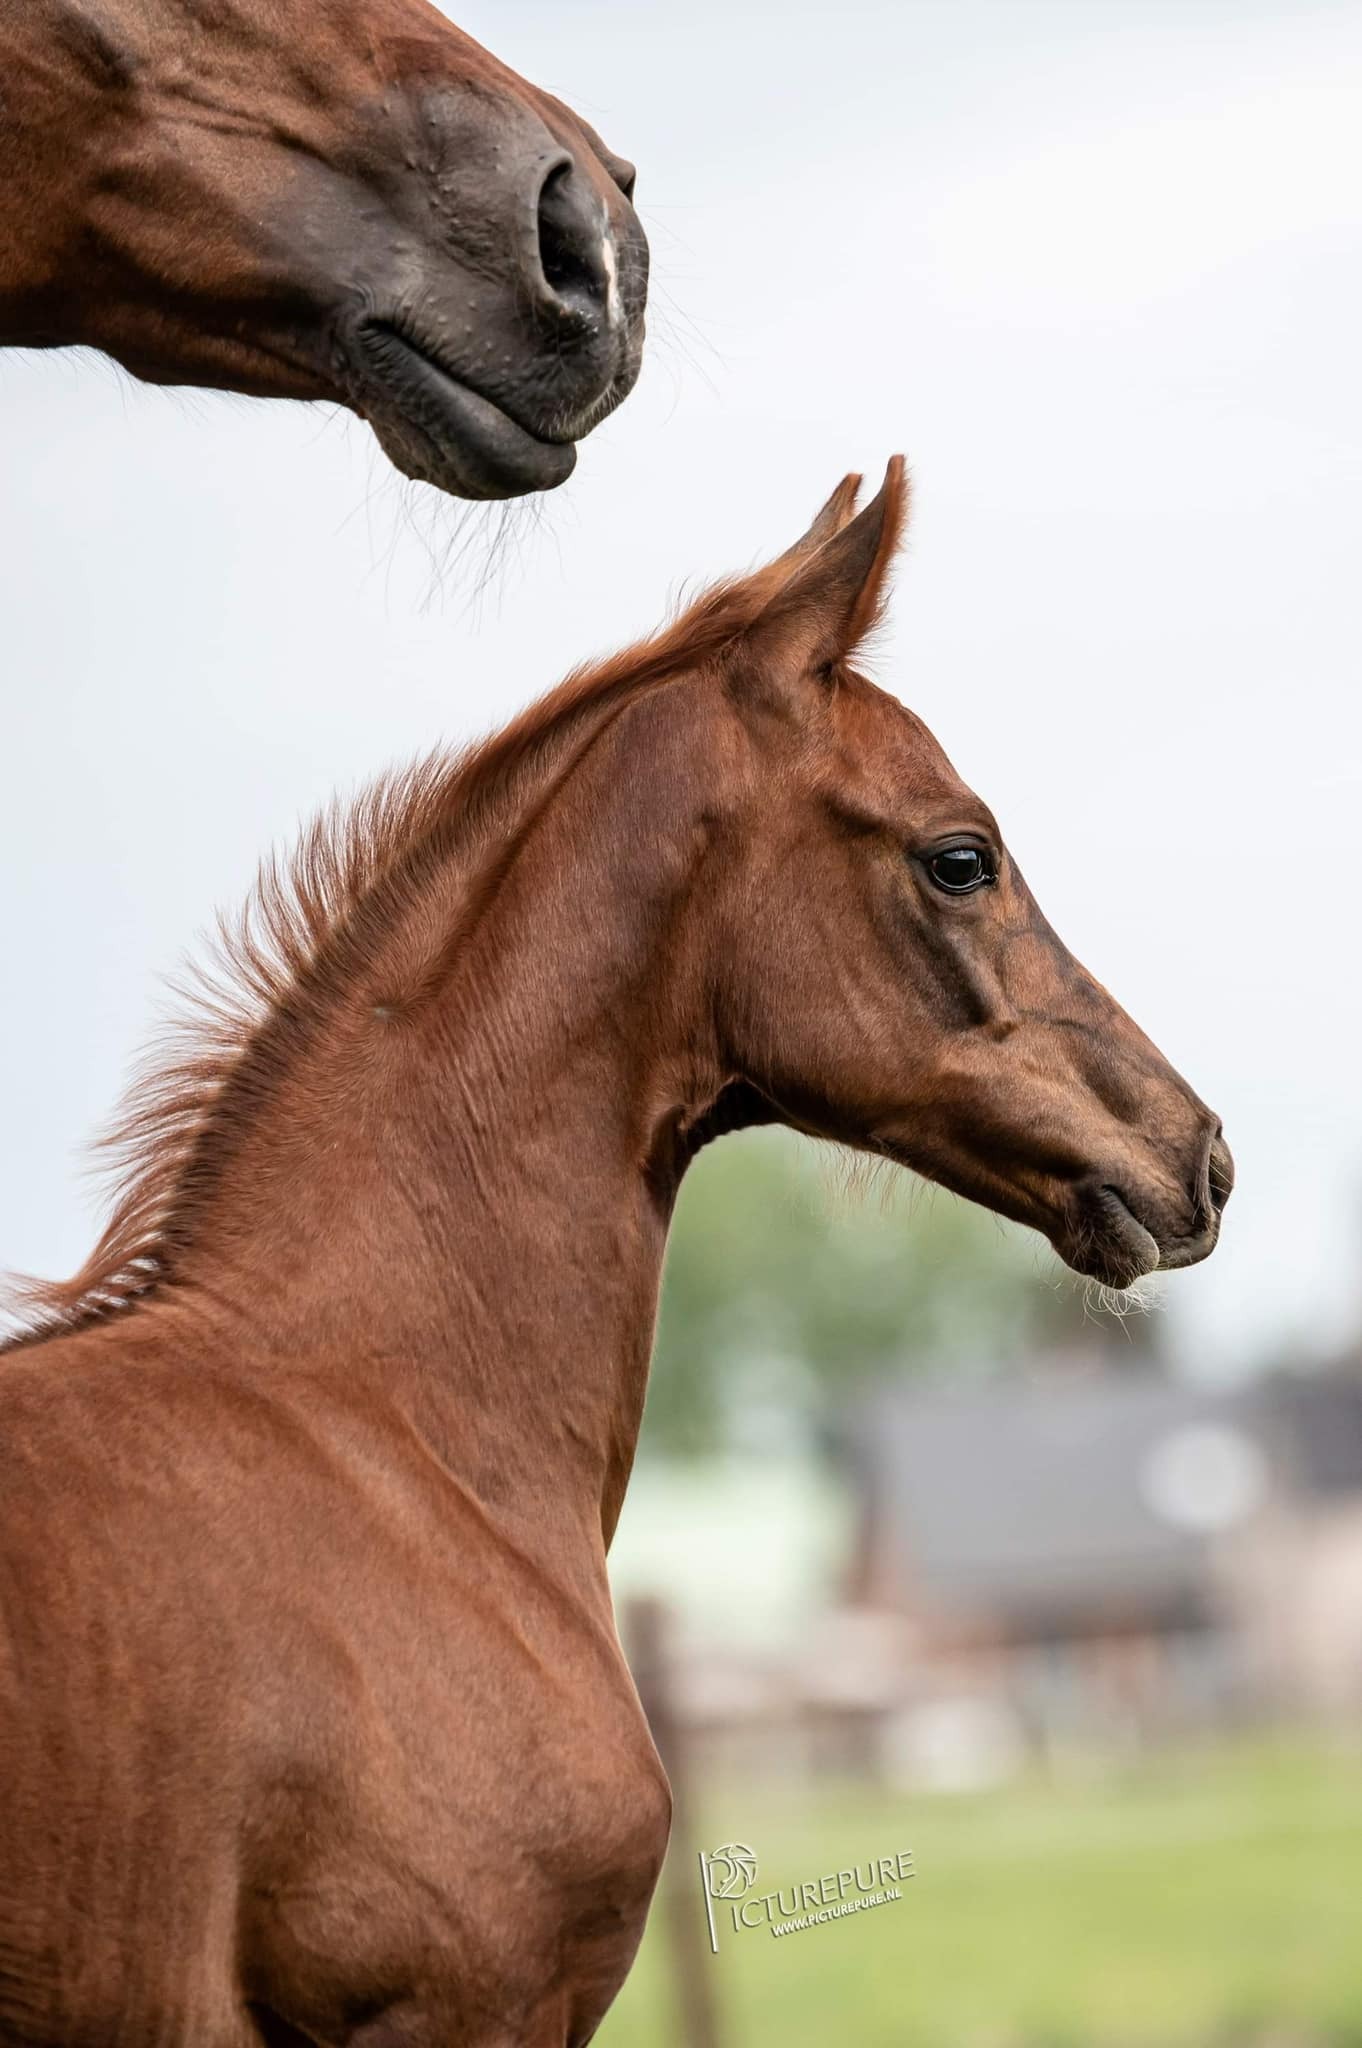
600 215 623 330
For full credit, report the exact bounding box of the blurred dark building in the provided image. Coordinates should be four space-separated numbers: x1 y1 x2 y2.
840 1369 1362 1764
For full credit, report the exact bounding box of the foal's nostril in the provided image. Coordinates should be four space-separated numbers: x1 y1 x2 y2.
1207 1131 1235 1216
534 157 611 319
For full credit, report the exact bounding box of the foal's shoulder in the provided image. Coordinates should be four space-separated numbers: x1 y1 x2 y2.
0 1306 246 1485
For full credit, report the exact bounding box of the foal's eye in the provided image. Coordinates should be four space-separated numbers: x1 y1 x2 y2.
925 845 996 895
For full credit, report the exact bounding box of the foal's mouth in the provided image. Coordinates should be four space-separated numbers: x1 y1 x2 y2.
346 321 581 501
1060 1181 1219 1290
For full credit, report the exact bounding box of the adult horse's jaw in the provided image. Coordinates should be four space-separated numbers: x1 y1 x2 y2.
349 322 580 499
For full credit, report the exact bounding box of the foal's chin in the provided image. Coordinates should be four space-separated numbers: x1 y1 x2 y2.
1052 1183 1217 1291
1055 1220 1161 1292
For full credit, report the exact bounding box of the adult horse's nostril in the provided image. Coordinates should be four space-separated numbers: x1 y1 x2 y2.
1207 1130 1235 1216
535 157 612 320
602 151 637 202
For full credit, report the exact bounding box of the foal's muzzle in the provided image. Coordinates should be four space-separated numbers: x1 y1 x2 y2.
1058 1122 1232 1288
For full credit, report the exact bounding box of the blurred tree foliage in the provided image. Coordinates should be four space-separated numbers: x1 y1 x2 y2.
646 1128 1157 1455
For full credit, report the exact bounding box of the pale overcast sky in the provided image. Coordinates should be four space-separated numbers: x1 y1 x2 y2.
2 0 1359 1372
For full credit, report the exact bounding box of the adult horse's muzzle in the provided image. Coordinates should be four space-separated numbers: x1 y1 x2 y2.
330 121 648 500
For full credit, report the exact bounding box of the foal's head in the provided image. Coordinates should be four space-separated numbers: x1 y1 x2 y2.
11 0 645 499
687 461 1230 1289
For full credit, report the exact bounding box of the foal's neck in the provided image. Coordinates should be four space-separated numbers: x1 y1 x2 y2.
184 685 732 1557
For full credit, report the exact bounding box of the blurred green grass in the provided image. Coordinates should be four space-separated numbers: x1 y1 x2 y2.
601 1738 1362 2048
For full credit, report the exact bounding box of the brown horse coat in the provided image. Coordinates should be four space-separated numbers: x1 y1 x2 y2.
0 463 1228 2045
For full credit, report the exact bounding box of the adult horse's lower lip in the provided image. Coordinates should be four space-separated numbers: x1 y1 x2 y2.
350 323 578 500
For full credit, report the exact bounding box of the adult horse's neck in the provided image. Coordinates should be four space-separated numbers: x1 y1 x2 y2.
177 680 732 1557
0 5 337 351
2 9 100 340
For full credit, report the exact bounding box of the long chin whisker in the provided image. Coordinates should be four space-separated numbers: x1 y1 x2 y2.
1080 1275 1164 1325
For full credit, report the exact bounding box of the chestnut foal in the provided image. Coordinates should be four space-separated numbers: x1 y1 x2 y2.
1 0 646 499
0 462 1229 2046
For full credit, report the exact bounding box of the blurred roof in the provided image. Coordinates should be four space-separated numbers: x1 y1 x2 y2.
1258 1372 1362 1496
848 1372 1362 1635
854 1378 1222 1629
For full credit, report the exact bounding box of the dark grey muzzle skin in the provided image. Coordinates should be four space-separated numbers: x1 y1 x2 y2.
309 84 649 500
0 1 649 503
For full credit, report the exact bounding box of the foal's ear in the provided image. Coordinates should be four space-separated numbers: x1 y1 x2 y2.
739 457 910 690
766 471 865 580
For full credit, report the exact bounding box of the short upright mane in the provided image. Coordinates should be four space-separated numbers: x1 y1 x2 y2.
3 567 785 1353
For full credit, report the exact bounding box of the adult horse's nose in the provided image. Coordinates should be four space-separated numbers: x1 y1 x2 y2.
532 155 620 326
602 152 637 202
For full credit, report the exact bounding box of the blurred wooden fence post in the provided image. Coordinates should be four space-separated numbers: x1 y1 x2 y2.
624 1596 723 2048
